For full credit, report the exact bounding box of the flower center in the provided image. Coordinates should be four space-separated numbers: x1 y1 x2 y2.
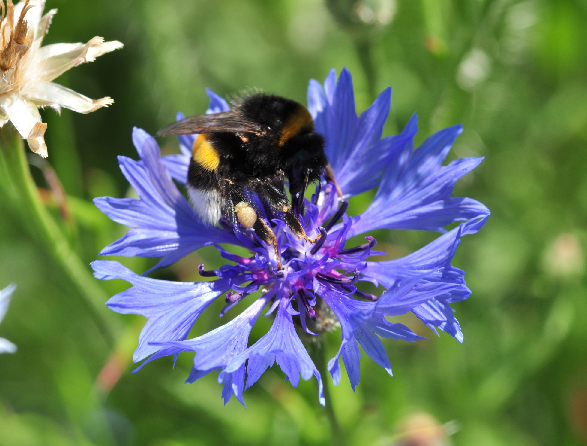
198 192 384 326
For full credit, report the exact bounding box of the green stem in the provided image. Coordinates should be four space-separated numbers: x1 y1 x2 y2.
0 128 117 346
314 339 346 446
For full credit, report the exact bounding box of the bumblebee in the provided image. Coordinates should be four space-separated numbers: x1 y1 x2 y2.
157 93 341 269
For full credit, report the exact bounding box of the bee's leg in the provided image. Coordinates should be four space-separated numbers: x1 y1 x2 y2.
253 218 282 270
261 182 322 245
235 200 282 270
281 207 321 244
324 163 343 198
286 166 311 216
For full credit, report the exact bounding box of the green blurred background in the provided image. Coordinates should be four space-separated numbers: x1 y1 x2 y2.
1 0 587 444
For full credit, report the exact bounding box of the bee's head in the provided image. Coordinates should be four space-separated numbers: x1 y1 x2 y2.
284 131 328 213
284 132 327 177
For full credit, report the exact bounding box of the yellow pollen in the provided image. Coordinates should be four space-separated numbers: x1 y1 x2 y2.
235 202 257 229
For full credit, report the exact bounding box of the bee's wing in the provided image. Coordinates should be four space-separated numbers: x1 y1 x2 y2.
157 111 264 136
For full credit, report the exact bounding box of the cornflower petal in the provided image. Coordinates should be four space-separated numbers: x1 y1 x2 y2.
363 217 487 338
322 281 424 388
91 260 230 361
0 283 17 354
350 125 489 236
226 298 325 406
160 152 189 185
363 222 467 286
139 293 272 405
309 68 403 197
320 277 430 389
0 338 17 354
412 298 464 342
0 284 16 323
205 88 230 113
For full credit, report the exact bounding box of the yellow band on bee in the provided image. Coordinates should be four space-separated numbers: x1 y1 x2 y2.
278 106 314 147
192 134 220 171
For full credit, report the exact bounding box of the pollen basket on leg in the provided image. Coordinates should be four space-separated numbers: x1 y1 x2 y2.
278 105 314 147
235 202 257 229
192 134 220 171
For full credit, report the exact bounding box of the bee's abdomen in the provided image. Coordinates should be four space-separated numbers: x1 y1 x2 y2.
192 134 220 171
187 134 223 224
186 184 222 225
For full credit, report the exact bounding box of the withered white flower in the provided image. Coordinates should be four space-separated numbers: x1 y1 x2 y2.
0 0 123 157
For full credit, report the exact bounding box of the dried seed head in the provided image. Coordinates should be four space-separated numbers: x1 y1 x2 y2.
1 1 15 45
0 0 33 70
0 40 14 70
13 0 32 45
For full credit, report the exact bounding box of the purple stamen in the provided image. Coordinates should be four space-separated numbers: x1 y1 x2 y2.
324 200 349 232
220 291 248 317
198 264 217 277
233 280 258 293
267 263 285 279
310 227 328 255
354 290 380 301
339 236 377 255
316 268 360 286
226 291 244 304
297 288 317 321
218 249 252 266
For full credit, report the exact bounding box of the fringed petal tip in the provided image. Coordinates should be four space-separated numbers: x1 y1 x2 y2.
27 134 48 157
85 37 124 62
27 140 48 157
84 96 114 113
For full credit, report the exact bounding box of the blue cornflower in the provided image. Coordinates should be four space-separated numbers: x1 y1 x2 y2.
0 284 17 354
92 68 489 405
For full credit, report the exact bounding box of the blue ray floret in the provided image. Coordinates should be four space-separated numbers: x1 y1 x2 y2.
0 283 17 354
92 68 489 406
